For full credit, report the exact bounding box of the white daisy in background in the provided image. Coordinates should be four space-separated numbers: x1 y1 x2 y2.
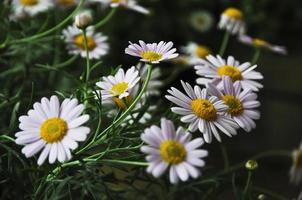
189 10 214 33
15 96 90 165
181 42 211 65
53 0 79 8
96 66 140 110
141 118 208 184
12 0 53 17
290 142 302 185
62 25 109 59
207 76 260 132
92 0 149 15
194 55 263 91
238 35 287 55
165 81 238 143
218 7 245 35
137 63 162 96
125 40 179 64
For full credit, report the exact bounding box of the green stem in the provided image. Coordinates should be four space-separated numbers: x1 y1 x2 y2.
219 31 230 56
82 29 91 108
100 159 148 166
251 48 261 65
252 186 288 200
94 8 117 29
243 170 252 198
220 144 229 170
9 0 84 45
0 135 15 142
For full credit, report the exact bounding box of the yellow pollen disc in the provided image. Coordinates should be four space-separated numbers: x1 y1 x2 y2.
223 8 243 20
222 95 244 116
40 118 68 143
110 82 129 96
191 99 217 121
160 140 186 164
294 150 302 168
20 0 39 6
141 51 163 62
113 95 132 110
74 34 96 51
217 65 242 82
195 45 211 58
253 38 268 48
57 0 75 6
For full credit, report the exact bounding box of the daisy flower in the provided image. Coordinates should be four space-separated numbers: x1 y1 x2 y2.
218 7 245 35
15 96 90 165
194 55 263 91
12 0 53 17
53 0 79 7
141 118 208 184
181 42 211 65
62 25 109 59
96 66 140 109
238 35 287 55
125 40 179 64
92 0 149 15
290 142 302 185
190 10 214 33
207 76 260 132
165 81 239 143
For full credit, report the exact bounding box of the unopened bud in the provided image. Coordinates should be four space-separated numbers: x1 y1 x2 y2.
245 160 258 170
258 194 266 200
75 11 92 30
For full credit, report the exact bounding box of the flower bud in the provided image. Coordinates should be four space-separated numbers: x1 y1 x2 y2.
245 159 258 170
74 11 92 30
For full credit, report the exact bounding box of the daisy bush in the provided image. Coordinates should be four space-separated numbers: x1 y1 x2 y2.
0 0 299 199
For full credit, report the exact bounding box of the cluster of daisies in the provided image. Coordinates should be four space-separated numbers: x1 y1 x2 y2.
10 0 149 20
12 5 293 186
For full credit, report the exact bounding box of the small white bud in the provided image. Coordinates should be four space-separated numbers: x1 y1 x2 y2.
74 11 92 30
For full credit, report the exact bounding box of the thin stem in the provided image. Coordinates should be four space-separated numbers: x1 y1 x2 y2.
251 48 261 65
100 159 148 166
252 186 288 200
9 0 84 45
243 170 252 198
0 135 15 142
82 29 91 108
220 144 229 170
94 8 117 29
219 31 230 56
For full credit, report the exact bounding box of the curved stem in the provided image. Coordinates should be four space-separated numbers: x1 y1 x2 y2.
251 48 261 65
94 8 117 29
243 170 252 197
219 31 230 56
99 159 148 166
10 0 84 45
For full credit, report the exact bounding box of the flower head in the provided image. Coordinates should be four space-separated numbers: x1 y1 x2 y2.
12 0 53 17
290 142 302 185
190 10 214 33
218 7 245 35
74 10 93 29
238 35 287 55
125 40 179 64
96 66 140 109
15 96 90 165
92 0 149 15
194 55 263 91
207 76 260 132
165 81 239 143
62 25 109 59
141 118 208 184
181 42 211 65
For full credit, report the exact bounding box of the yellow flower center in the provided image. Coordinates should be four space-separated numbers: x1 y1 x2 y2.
110 82 129 96
57 0 75 6
40 118 68 143
223 8 243 20
195 45 211 58
253 38 268 48
191 99 217 121
217 65 242 82
222 95 244 116
74 34 96 51
20 0 39 6
160 140 186 164
113 95 132 110
141 51 163 62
